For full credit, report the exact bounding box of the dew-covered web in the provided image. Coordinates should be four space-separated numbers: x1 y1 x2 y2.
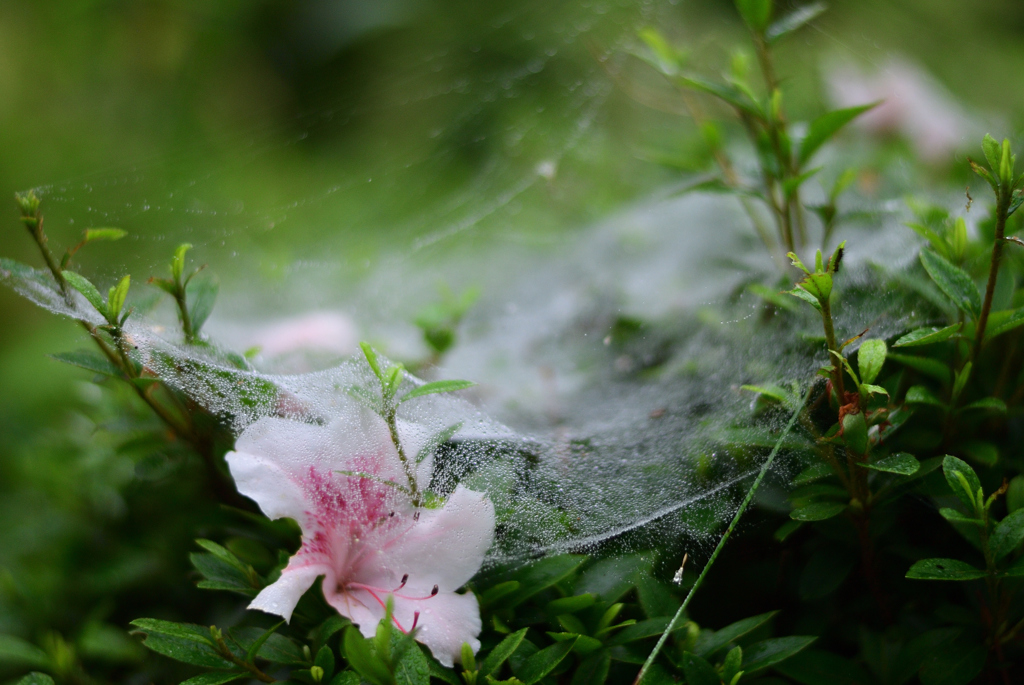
3 0 964 568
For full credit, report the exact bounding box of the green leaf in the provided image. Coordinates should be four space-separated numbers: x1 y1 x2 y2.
50 350 122 377
342 627 392 685
893 323 961 347
681 652 720 685
782 166 822 199
229 627 305 665
735 0 773 32
107 275 130 320
919 250 981 317
62 270 107 315
857 339 886 385
859 452 919 475
990 509 1024 561
959 397 1007 413
401 379 475 402
983 134 1001 172
943 455 982 512
480 581 520 608
676 75 761 117
767 2 826 42
787 286 821 310
392 638 429 685
179 673 247 685
515 638 576 685
905 385 945 407
906 558 986 581
569 651 610 685
637 27 686 74
0 635 52 670
888 354 950 384
983 307 1024 341
246 622 287 665
504 555 587 608
415 422 463 464
798 103 877 165
741 636 816 674
128 619 231 668
172 243 192 282
790 502 846 521
480 628 528 677
187 273 219 335
13 674 56 685
694 612 778 658
904 222 948 258
939 507 983 525
606 618 677 646
547 594 596 615
84 227 127 243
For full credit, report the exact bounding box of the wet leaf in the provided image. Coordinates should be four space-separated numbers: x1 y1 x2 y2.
860 453 919 475
741 636 816 674
767 2 826 43
943 455 982 512
187 272 219 335
919 250 981 317
401 379 475 402
681 651 719 685
857 339 886 384
906 558 986 581
790 502 846 521
990 509 1024 561
515 638 576 684
50 350 121 378
893 323 961 347
63 270 107 315
480 628 528 677
179 673 246 685
694 611 778 658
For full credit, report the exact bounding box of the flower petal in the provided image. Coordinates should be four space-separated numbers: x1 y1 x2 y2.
226 449 309 522
249 562 329 623
375 485 495 591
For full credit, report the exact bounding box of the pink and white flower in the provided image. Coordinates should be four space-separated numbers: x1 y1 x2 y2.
225 404 495 667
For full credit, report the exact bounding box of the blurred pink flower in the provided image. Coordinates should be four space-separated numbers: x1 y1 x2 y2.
827 57 976 164
225 405 494 667
253 311 359 358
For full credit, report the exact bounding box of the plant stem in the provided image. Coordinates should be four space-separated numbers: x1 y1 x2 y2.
975 191 1012 354
820 298 846 399
213 633 276 683
384 407 421 507
633 386 809 684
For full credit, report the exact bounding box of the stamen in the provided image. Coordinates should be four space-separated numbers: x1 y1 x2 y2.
431 584 439 596
413 511 420 521
393 573 409 591
410 611 420 632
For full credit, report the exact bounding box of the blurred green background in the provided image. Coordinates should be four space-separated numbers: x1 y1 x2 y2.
2 0 1024 680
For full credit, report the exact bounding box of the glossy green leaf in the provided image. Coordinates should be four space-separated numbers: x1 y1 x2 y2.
857 339 886 385
504 555 587 607
676 75 761 117
919 250 981 317
990 509 1024 561
547 594 596 615
939 507 982 525
401 379 475 402
790 501 846 521
943 455 982 512
798 103 877 165
129 620 231 668
741 636 816 674
229 627 305 665
906 558 986 581
860 452 919 475
515 638 576 685
694 611 778 658
480 581 520 607
767 2 826 43
62 270 107 315
893 323 961 347
107 274 130 320
480 628 528 677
